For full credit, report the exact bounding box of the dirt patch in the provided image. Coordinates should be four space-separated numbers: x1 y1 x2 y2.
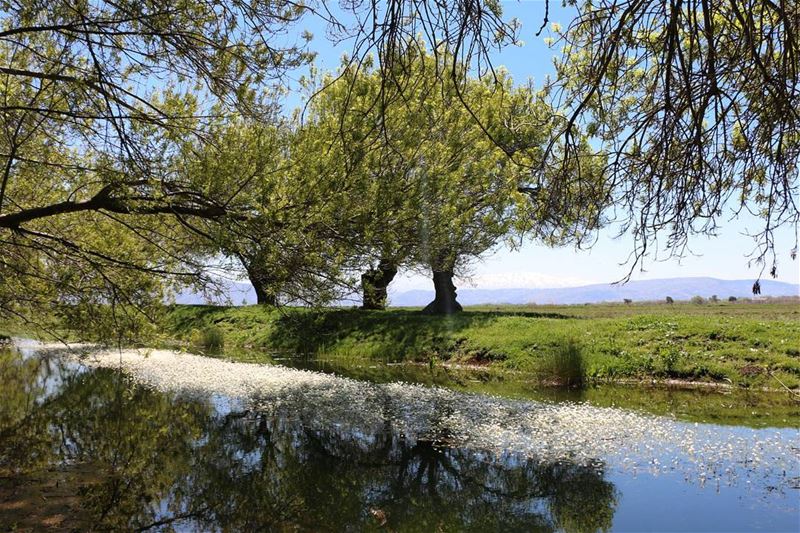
739 365 765 377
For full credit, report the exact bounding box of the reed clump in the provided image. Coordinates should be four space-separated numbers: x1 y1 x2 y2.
539 339 585 387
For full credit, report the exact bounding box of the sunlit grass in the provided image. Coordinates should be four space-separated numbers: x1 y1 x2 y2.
162 299 800 389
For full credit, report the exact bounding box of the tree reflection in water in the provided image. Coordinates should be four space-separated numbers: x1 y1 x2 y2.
0 348 617 531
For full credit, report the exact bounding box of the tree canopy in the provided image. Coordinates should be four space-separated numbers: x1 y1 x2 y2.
551 0 799 277
385 0 798 278
1 0 795 328
0 1 521 320
0 0 318 326
196 45 603 313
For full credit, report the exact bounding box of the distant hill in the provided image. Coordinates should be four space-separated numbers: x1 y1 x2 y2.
388 277 800 306
174 276 799 306
173 281 255 306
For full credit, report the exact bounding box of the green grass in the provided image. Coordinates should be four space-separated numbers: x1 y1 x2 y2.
162 299 800 389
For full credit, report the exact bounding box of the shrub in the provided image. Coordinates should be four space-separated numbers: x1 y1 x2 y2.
690 295 706 305
709 295 719 303
539 340 585 387
665 296 674 304
728 296 737 302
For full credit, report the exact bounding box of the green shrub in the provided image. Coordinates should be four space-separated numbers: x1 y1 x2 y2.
539 340 585 387
690 295 706 305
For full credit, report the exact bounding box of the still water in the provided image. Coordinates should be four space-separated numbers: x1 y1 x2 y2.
1 344 798 532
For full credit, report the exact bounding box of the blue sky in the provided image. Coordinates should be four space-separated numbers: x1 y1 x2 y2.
280 1 799 289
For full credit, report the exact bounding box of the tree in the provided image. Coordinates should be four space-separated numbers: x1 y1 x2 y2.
0 70 222 336
206 0 798 301
184 109 380 306
368 1 798 280
295 44 604 314
0 0 314 226
0 1 317 325
294 49 511 313
0 1 531 324
550 0 799 278
288 55 430 310
203 52 441 310
361 260 399 310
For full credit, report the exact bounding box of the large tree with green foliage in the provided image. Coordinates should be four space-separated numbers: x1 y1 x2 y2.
0 2 472 323
286 45 604 313
1 1 509 321
183 114 374 306
0 0 320 328
5 0 789 328
372 0 798 281
550 0 799 279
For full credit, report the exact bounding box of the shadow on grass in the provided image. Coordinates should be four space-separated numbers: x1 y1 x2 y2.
165 304 235 335
265 308 573 362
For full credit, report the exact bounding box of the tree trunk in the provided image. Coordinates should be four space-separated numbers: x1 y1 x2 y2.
241 256 278 306
422 271 462 315
361 260 397 310
251 278 277 306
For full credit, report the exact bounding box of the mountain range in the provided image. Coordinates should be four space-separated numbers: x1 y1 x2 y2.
174 277 799 306
387 277 799 306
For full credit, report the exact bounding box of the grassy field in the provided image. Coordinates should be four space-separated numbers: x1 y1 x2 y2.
164 299 800 389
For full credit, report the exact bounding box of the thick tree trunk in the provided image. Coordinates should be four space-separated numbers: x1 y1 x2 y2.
422 271 462 315
241 256 278 306
251 279 277 306
361 260 397 310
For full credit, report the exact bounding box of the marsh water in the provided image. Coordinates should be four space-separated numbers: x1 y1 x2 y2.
1 344 798 532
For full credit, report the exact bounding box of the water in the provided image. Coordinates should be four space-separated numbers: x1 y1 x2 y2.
267 354 800 429
1 344 798 532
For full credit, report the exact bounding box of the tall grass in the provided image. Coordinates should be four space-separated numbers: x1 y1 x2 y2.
539 340 585 387
197 326 224 352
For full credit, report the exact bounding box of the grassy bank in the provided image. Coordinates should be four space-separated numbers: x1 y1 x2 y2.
164 299 800 389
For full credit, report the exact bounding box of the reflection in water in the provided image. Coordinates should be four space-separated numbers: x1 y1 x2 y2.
66 346 796 486
0 347 617 531
275 355 800 429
